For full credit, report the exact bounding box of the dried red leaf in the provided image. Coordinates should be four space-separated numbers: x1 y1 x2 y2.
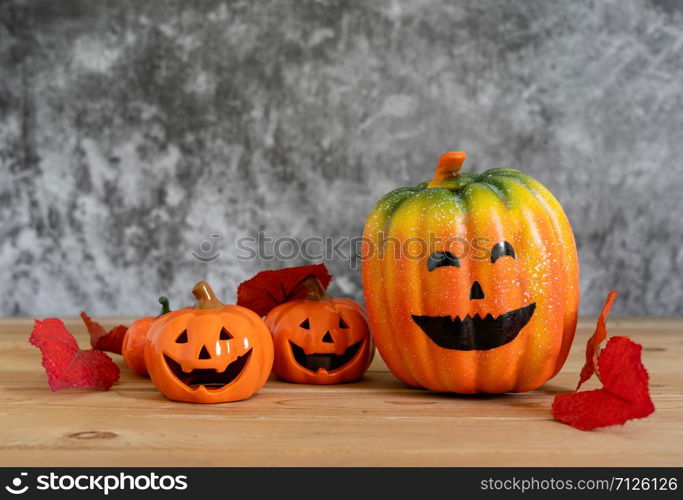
29 318 120 391
552 336 654 431
552 388 646 431
237 263 332 316
80 311 128 354
577 290 618 390
597 336 653 410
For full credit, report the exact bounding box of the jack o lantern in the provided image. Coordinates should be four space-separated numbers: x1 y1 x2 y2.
144 281 273 403
266 276 373 384
362 151 579 393
122 297 172 377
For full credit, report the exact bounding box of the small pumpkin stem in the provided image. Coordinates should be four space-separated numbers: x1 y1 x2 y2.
292 275 331 302
427 151 467 188
192 281 224 310
158 296 171 316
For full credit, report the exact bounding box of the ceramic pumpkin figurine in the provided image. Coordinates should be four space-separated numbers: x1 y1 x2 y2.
122 297 172 377
265 276 373 384
145 281 273 403
362 151 579 394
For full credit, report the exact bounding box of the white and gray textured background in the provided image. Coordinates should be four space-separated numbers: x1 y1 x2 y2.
1 0 682 316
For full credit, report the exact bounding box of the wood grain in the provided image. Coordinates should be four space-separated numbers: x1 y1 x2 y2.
0 317 681 466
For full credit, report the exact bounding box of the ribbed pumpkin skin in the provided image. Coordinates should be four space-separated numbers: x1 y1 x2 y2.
362 163 579 394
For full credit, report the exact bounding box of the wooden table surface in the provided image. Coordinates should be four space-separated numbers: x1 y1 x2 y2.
0 317 681 467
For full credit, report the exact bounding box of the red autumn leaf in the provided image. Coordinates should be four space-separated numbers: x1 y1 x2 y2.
29 318 120 391
237 263 332 316
80 311 128 354
552 389 645 431
552 336 654 431
597 336 653 409
576 290 618 390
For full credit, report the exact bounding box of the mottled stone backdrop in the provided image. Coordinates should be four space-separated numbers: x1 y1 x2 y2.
1 0 682 316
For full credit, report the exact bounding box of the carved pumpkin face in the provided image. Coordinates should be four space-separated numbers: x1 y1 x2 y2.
362 151 579 394
265 278 373 384
145 282 273 403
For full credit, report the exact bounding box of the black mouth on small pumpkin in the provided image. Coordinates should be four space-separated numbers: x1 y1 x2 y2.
289 341 363 372
163 349 252 390
412 303 536 351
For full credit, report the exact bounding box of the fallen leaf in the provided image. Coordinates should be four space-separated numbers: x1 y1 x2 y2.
552 336 654 430
30 318 120 391
80 311 128 354
237 263 332 316
577 290 618 390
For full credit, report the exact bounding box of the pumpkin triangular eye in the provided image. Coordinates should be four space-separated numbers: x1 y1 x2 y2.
175 330 188 344
219 327 233 340
299 318 310 330
339 317 349 329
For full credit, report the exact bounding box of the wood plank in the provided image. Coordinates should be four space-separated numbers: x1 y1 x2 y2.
0 317 681 466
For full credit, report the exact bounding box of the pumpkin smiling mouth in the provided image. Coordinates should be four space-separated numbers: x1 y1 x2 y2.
163 349 252 390
412 303 536 351
289 341 363 372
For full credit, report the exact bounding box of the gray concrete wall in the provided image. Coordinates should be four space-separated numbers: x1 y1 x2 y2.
1 0 682 316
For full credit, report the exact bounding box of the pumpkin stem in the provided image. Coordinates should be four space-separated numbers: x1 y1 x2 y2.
158 296 171 316
291 275 331 302
427 151 467 188
192 281 224 310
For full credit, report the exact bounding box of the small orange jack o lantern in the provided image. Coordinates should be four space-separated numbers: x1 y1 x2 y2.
144 281 273 403
266 276 374 384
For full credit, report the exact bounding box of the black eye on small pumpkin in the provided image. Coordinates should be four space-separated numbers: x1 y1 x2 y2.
175 330 188 344
339 317 349 329
427 251 460 271
219 327 233 340
299 318 311 330
491 241 516 263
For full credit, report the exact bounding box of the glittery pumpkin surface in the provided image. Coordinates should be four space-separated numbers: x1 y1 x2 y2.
362 162 579 393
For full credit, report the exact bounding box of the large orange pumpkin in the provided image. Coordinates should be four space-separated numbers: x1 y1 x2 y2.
362 151 579 393
122 297 171 377
144 281 273 403
265 276 373 384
